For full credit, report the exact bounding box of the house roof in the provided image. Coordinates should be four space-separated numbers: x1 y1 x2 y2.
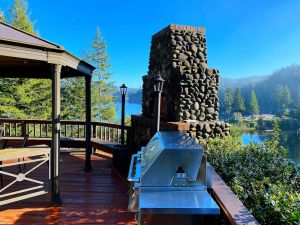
0 21 95 78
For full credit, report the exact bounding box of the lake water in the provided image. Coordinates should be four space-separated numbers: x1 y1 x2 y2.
115 102 142 121
242 131 300 165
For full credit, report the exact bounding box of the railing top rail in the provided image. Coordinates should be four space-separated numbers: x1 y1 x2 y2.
0 118 130 130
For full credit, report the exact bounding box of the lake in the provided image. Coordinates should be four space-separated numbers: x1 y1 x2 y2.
242 131 300 165
115 102 142 121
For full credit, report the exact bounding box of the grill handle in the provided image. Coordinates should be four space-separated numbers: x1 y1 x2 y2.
128 154 140 182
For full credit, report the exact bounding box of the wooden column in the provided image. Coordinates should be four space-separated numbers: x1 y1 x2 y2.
51 64 62 204
85 75 92 171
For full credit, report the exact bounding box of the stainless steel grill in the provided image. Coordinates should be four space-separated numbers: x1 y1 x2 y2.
128 131 220 225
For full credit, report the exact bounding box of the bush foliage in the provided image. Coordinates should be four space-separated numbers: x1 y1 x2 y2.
204 119 299 225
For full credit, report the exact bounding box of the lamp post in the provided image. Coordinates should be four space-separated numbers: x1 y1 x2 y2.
120 84 127 146
152 72 165 132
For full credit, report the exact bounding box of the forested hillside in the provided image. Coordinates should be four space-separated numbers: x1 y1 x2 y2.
114 87 142 104
220 75 268 90
246 64 300 114
220 64 300 119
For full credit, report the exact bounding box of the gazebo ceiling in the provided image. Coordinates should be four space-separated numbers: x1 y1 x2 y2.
0 21 95 78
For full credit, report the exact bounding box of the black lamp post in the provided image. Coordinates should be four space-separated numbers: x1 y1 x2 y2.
152 72 165 132
120 84 127 146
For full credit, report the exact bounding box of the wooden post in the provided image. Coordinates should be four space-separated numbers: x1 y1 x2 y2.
85 75 92 171
51 64 62 204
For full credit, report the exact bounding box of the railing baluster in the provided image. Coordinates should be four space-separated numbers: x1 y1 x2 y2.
100 126 102 139
109 128 111 142
83 125 86 138
64 124 67 138
71 124 73 138
14 123 17 137
8 123 11 137
33 123 36 137
78 124 80 138
112 128 114 142
40 123 42 137
105 127 108 141
116 128 119 143
3 123 6 136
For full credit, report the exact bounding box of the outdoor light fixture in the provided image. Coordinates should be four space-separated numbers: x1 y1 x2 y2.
120 84 127 96
152 72 165 93
120 84 127 146
152 72 165 132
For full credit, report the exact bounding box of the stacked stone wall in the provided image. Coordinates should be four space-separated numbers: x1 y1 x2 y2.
132 24 229 148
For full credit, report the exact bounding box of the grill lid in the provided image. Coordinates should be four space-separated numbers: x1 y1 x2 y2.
140 132 204 187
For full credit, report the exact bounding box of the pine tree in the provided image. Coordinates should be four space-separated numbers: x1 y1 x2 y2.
0 0 52 119
61 78 86 120
272 85 291 117
224 88 234 121
233 88 246 114
84 28 116 122
249 89 259 116
293 84 300 119
0 9 5 22
7 0 38 35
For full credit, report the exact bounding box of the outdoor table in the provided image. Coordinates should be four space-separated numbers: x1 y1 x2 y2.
0 145 51 206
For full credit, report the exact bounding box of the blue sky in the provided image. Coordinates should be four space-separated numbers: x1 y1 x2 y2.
1 0 300 88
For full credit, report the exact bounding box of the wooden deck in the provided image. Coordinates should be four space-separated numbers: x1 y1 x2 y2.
0 151 135 225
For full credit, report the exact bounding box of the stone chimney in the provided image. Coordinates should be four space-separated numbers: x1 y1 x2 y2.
142 24 220 122
130 24 229 149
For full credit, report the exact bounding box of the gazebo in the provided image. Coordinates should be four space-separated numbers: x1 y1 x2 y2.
0 21 95 203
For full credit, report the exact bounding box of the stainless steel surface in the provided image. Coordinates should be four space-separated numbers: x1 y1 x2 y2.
128 182 140 212
128 154 141 182
139 190 220 214
141 132 205 187
127 131 220 220
206 163 213 189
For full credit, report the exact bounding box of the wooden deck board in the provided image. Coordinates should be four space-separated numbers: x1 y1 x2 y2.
0 152 135 225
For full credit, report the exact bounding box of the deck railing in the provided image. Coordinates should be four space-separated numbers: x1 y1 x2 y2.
0 118 130 144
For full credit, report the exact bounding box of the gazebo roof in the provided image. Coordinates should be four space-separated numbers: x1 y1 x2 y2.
0 21 95 78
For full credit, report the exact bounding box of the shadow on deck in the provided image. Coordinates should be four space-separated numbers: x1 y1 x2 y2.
0 151 135 225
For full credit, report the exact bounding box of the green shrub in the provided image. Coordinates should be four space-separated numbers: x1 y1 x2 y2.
204 119 300 225
264 184 300 225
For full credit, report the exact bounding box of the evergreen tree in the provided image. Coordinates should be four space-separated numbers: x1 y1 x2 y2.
0 9 5 22
293 84 300 119
249 89 259 116
7 0 38 35
61 78 86 120
0 0 52 119
233 88 246 114
84 28 116 122
272 85 291 116
224 88 234 121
